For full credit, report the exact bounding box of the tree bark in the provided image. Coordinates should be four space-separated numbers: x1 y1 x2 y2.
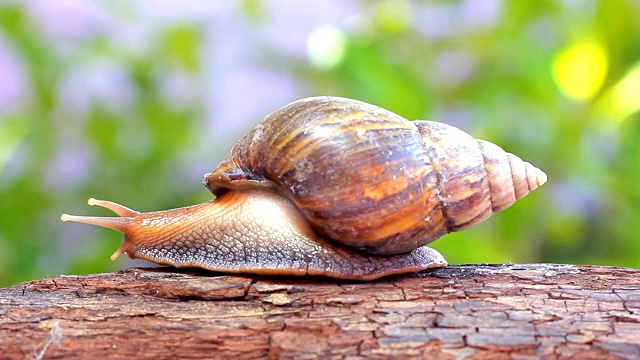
1 264 639 359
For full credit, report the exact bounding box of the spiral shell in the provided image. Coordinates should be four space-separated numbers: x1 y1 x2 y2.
204 97 546 255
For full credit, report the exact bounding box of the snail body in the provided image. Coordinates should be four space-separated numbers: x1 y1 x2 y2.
61 97 546 280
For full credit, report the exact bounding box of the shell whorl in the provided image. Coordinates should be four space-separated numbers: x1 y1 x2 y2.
415 121 546 232
204 96 546 255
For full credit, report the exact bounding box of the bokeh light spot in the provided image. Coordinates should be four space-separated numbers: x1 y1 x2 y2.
306 25 347 70
551 40 608 101
597 61 640 121
375 0 412 33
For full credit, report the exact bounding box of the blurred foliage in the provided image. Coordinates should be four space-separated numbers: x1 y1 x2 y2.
0 1 639 287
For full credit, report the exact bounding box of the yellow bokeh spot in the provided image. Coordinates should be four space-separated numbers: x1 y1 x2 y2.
375 0 412 33
551 40 609 101
596 61 640 121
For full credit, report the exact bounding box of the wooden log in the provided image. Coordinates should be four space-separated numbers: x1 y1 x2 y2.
1 264 639 359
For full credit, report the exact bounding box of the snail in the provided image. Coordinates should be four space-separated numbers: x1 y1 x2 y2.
61 96 546 280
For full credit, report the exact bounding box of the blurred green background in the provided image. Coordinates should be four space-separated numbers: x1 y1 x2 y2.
1 0 639 287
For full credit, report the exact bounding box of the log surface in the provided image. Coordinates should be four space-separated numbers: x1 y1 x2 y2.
1 264 639 359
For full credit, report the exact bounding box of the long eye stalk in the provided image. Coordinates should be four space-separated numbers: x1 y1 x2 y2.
61 198 140 260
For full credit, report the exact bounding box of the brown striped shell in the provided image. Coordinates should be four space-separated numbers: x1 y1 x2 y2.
204 96 546 255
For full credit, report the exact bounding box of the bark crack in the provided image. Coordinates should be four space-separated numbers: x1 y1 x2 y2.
2 264 639 359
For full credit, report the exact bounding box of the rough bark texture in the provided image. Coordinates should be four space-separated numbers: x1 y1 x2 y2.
1 264 639 359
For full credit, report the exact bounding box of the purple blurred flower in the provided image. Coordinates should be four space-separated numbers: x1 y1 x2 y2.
261 0 361 56
415 0 501 39
459 0 501 31
25 0 116 45
46 143 95 191
57 60 137 116
433 50 477 90
551 178 604 220
0 37 30 113
202 4 301 137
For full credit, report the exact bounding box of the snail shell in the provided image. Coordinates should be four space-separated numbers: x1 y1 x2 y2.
61 96 546 280
205 97 546 255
